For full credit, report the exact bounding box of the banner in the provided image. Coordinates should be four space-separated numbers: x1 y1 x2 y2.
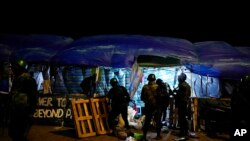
33 94 87 126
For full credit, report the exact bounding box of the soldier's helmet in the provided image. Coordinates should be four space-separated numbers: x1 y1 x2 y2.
110 78 118 86
147 74 156 81
11 59 28 74
178 73 187 82
156 78 163 85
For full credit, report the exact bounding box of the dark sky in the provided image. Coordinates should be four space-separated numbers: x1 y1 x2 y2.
1 6 250 47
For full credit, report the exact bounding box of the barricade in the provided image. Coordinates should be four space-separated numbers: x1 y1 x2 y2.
90 97 109 135
71 97 109 138
71 99 96 138
192 98 198 132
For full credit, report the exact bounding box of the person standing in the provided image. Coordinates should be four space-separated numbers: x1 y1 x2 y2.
151 78 171 139
174 73 191 139
80 73 97 97
8 59 38 141
230 75 250 141
107 78 131 135
155 78 172 129
156 79 172 124
141 74 158 141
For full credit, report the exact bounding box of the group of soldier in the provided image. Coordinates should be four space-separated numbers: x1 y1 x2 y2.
140 73 191 140
106 73 191 141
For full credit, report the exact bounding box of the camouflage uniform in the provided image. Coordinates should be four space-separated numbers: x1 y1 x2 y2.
141 74 158 140
175 79 191 137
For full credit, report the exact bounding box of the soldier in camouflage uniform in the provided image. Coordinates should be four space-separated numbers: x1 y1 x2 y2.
141 74 158 141
174 73 191 139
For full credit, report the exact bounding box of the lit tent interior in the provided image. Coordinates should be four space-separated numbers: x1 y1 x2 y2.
1 34 250 126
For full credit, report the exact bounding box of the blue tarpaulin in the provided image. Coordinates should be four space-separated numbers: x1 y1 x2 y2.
51 35 196 67
1 34 250 80
185 41 250 79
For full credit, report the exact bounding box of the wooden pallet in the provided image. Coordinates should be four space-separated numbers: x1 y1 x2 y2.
71 99 96 138
90 97 109 135
71 97 110 138
192 98 198 132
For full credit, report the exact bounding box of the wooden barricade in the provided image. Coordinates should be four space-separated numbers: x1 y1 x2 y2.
71 97 109 138
71 99 96 138
192 98 198 132
90 97 109 135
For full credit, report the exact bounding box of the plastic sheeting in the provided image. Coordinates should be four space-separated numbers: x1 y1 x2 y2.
192 74 220 97
195 41 244 64
1 34 250 80
51 35 196 67
0 34 73 63
0 34 73 48
186 41 250 79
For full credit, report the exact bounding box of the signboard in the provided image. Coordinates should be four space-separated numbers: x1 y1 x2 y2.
33 94 87 126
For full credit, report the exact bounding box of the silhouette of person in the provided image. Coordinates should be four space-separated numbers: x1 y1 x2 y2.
80 73 97 97
155 78 172 138
156 79 172 124
174 73 191 139
107 78 130 135
141 74 159 140
230 75 250 140
9 59 38 141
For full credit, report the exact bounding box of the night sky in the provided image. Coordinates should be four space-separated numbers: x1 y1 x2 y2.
1 6 250 47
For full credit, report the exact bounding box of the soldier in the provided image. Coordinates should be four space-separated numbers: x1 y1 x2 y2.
107 78 131 135
156 79 172 124
141 74 158 141
155 78 172 137
174 73 191 139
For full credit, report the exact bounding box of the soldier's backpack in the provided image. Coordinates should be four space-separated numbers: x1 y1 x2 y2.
157 82 171 107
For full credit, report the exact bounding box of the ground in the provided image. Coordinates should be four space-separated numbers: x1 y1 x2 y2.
0 124 230 141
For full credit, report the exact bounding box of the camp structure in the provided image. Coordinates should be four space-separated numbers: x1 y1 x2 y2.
1 34 250 137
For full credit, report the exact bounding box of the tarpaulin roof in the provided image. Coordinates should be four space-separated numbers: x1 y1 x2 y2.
51 35 196 67
0 34 74 62
186 41 250 79
1 34 250 79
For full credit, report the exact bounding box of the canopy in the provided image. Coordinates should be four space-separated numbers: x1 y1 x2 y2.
1 34 250 79
0 34 74 63
51 35 196 67
186 41 250 79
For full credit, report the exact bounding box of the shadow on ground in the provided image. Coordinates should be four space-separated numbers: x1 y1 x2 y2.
50 128 77 139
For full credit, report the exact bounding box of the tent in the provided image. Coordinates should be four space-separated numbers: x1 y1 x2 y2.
1 34 250 97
